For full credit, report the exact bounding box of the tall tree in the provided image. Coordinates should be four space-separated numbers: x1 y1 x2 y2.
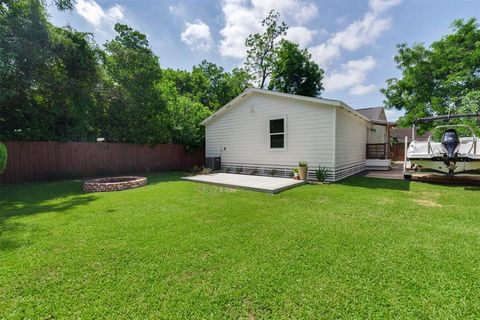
191 60 251 110
42 26 102 140
0 0 248 148
51 0 76 11
102 23 165 144
382 18 480 131
268 40 324 97
0 0 101 141
158 79 211 151
0 0 50 140
244 10 287 89
162 61 251 111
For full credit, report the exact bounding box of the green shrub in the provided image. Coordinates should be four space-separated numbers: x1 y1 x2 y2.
190 165 212 175
315 166 330 183
200 167 212 175
0 142 7 174
298 161 308 167
268 168 278 176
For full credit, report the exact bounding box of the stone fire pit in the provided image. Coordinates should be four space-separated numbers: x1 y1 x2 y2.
84 176 147 193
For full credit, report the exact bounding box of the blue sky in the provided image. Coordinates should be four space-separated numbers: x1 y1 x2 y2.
48 0 480 121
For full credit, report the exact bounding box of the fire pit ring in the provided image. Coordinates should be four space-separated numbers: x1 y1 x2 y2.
84 176 147 193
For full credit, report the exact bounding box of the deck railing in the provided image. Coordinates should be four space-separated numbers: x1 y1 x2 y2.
366 143 388 159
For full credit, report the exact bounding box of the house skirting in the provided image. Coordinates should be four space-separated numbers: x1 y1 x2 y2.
366 159 392 171
220 161 366 182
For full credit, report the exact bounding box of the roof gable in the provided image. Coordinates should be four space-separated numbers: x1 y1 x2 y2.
356 107 387 121
201 88 370 125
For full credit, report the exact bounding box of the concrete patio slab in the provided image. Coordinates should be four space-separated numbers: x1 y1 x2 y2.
182 173 305 194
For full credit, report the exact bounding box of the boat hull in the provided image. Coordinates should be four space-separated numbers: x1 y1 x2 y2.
407 159 480 174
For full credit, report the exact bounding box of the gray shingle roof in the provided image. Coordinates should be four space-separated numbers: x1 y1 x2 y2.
356 107 386 121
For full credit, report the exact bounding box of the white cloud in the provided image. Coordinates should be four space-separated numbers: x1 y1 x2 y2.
323 56 376 92
250 0 319 24
284 26 316 48
219 0 261 59
217 0 402 98
309 43 340 68
330 12 392 51
75 0 124 28
345 56 377 72
181 20 214 51
308 0 400 68
350 84 377 95
292 2 319 24
369 0 403 14
219 0 319 59
168 3 187 19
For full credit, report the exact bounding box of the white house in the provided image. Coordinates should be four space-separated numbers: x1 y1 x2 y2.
201 88 393 182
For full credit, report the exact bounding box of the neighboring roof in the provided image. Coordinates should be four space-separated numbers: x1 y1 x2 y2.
356 107 386 121
391 127 430 142
201 88 371 125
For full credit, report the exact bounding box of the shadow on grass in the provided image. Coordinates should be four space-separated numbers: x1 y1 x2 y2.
338 176 411 191
144 171 186 185
0 180 97 252
0 171 191 251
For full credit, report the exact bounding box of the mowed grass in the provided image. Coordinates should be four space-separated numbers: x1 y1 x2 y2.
1 173 480 319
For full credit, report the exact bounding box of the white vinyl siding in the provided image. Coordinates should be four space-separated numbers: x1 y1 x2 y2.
334 108 369 167
205 93 335 168
368 124 387 143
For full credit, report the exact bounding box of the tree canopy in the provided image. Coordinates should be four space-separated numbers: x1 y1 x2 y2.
268 40 324 97
244 10 287 89
102 23 164 144
382 18 480 131
0 0 250 150
243 11 324 97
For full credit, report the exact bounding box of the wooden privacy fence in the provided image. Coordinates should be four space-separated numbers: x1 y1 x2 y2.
391 143 406 161
0 141 204 184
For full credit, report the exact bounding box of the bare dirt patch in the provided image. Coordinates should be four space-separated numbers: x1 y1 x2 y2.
414 198 442 207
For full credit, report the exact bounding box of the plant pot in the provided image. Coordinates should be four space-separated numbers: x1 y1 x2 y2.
293 172 299 179
298 166 308 181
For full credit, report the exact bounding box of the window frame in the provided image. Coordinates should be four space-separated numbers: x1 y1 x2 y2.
267 116 287 151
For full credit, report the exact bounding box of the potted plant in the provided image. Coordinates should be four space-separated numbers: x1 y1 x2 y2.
292 167 299 179
298 161 308 181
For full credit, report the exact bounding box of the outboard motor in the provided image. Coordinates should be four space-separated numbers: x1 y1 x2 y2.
441 129 460 176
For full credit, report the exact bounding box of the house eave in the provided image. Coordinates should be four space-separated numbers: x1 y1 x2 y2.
200 88 371 126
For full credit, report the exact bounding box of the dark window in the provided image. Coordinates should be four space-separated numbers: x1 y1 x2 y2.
270 119 284 134
269 118 285 149
270 134 285 148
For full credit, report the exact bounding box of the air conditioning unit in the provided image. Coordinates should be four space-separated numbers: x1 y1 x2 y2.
205 157 221 170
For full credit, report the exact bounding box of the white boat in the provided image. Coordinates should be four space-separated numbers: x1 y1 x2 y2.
403 114 480 179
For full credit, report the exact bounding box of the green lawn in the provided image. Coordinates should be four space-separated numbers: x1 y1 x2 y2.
1 173 480 319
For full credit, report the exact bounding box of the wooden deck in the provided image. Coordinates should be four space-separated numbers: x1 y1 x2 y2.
357 161 480 186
